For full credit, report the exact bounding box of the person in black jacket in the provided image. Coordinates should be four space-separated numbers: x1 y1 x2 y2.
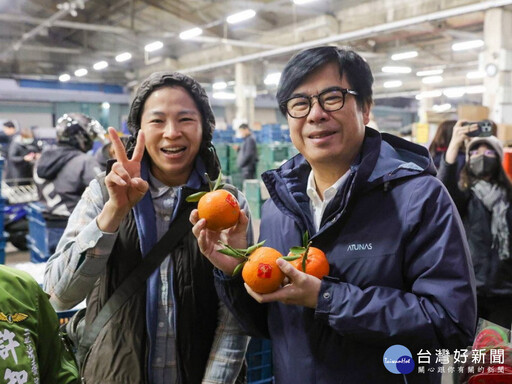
236 123 258 181
0 120 17 160
6 126 41 185
438 120 512 329
34 113 104 254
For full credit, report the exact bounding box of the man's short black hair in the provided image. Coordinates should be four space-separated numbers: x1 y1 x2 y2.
276 46 373 116
3 121 15 128
238 123 250 130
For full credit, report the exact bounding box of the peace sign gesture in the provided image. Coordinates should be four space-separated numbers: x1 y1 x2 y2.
97 127 149 232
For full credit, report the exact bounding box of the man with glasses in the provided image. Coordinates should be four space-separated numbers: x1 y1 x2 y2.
191 46 476 383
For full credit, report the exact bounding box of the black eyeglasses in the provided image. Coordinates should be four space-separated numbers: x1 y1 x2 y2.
281 87 359 119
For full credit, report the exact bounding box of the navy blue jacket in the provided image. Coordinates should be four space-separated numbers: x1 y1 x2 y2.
216 128 476 384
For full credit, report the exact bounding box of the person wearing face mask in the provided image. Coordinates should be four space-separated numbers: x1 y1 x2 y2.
438 120 512 329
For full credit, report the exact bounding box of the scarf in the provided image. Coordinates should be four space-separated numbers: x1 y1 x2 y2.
471 180 510 260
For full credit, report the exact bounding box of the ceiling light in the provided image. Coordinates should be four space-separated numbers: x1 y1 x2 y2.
74 68 88 77
432 103 452 112
415 90 442 100
383 80 402 88
102 102 110 109
93 61 108 70
422 76 443 84
381 66 412 74
391 51 418 61
465 85 485 94
466 71 485 79
226 9 256 24
451 39 484 51
179 27 203 40
443 87 465 98
416 69 443 77
293 0 319 4
264 72 281 85
115 52 132 62
213 91 236 100
144 41 163 52
59 74 70 82
212 81 227 90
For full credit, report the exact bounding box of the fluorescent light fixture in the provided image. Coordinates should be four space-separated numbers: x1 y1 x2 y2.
74 68 88 77
212 81 227 90
422 76 443 84
415 90 442 100
59 73 70 82
391 51 418 61
432 103 452 112
101 102 110 109
144 41 163 52
93 61 108 70
264 72 281 85
451 39 484 51
115 52 132 62
443 87 465 98
416 69 443 77
213 91 236 100
293 0 319 4
465 85 485 94
383 80 402 88
466 71 485 79
381 66 411 74
179 27 203 40
226 9 256 24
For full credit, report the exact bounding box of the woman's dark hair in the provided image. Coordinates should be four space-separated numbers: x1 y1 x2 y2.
276 46 373 115
429 120 457 158
459 144 512 200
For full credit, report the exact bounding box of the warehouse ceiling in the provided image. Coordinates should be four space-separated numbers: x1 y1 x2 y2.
0 0 511 101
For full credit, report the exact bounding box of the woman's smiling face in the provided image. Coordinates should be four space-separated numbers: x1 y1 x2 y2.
140 85 203 186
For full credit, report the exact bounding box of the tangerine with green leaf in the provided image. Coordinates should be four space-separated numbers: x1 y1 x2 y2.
187 171 240 231
218 241 285 294
285 231 329 280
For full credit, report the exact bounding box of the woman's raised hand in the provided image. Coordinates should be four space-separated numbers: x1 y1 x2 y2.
97 127 149 232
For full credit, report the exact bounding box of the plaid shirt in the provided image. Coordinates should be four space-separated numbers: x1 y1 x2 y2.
44 177 250 383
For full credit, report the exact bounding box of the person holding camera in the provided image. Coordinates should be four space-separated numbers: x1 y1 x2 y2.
438 120 512 329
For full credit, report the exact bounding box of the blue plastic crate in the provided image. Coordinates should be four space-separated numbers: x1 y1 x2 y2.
57 309 79 326
247 338 273 383
0 238 5 265
26 202 50 263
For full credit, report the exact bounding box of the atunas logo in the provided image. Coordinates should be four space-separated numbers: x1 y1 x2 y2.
346 243 372 251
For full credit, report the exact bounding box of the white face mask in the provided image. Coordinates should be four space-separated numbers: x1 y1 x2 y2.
21 137 33 144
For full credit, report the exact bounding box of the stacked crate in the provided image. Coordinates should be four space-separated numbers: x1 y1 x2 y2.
215 143 230 176
243 180 262 219
257 144 289 177
247 338 273 383
26 202 50 263
0 158 5 264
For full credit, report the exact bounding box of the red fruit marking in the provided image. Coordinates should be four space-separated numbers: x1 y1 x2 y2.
257 263 272 279
225 194 238 208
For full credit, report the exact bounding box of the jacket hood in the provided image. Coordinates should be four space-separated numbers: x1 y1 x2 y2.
127 71 220 179
36 145 82 180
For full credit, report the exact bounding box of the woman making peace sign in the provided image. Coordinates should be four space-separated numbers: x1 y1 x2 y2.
44 72 251 384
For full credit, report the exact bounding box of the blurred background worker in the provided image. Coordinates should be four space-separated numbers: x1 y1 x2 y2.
0 120 17 160
438 120 512 329
6 126 41 186
34 113 105 255
236 123 258 181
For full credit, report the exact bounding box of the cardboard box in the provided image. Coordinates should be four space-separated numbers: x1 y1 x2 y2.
497 124 512 145
457 105 489 122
